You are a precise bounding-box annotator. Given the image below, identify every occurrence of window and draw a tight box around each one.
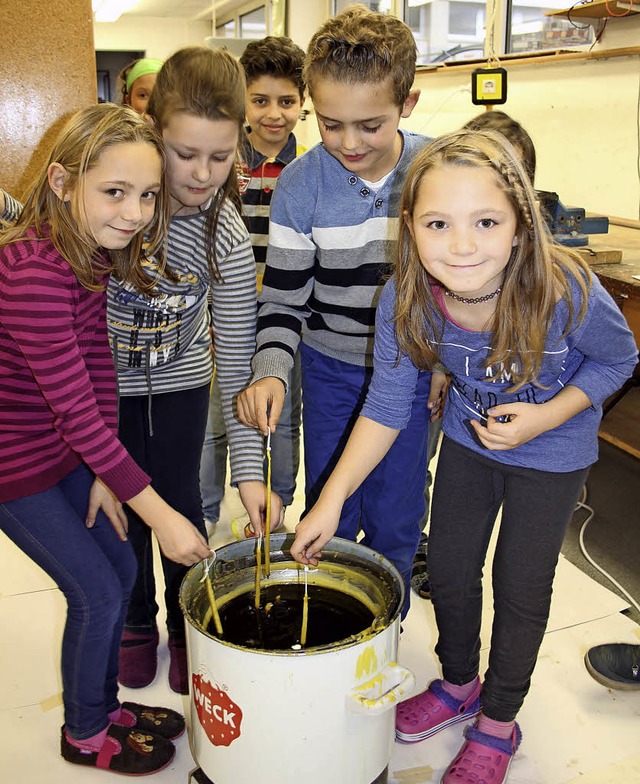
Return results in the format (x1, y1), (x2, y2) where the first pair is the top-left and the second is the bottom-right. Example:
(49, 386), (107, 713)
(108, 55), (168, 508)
(334, 0), (394, 12)
(404, 1), (486, 65)
(507, 1), (593, 53)
(215, 1), (270, 40)
(239, 6), (267, 38)
(216, 20), (236, 37)
(402, 0), (593, 64)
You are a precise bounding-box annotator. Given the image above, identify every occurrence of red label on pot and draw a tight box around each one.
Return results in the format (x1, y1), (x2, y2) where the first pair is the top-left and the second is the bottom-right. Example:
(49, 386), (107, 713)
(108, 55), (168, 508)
(192, 673), (243, 747)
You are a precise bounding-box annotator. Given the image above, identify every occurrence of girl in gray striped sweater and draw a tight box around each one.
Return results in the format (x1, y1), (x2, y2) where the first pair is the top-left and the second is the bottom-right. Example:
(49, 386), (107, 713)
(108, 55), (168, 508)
(108, 46), (282, 694)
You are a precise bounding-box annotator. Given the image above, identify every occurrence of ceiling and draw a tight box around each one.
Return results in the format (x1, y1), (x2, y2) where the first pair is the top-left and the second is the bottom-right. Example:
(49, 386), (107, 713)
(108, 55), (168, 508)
(119, 1), (242, 20)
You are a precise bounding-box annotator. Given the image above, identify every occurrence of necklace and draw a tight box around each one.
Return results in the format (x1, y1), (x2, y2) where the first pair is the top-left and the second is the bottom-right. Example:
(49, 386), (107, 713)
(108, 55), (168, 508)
(444, 286), (502, 305)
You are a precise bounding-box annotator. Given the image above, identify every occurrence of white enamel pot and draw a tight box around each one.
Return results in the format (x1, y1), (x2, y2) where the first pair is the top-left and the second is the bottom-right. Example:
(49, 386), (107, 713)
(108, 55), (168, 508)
(179, 534), (414, 784)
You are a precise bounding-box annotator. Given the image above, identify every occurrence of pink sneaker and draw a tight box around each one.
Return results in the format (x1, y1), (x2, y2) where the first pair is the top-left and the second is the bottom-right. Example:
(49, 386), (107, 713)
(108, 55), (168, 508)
(442, 722), (522, 783)
(396, 679), (482, 743)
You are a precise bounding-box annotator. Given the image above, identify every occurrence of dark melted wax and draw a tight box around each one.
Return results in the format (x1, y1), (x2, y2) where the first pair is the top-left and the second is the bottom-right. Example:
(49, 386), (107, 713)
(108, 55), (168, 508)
(210, 583), (374, 650)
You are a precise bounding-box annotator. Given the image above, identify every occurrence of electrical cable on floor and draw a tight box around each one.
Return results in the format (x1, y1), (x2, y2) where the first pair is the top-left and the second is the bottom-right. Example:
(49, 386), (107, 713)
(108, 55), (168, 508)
(575, 485), (640, 615)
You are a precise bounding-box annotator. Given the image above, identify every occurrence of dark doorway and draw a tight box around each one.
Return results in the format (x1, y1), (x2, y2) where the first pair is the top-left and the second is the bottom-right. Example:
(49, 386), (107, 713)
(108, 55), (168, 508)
(95, 50), (144, 105)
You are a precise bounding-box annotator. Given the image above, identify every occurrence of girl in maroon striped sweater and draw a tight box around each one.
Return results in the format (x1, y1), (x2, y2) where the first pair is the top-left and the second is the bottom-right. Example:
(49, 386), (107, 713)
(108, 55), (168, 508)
(0, 104), (211, 776)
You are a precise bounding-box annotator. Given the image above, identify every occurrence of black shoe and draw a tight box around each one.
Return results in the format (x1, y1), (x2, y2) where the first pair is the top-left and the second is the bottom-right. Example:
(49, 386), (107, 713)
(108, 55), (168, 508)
(411, 534), (431, 600)
(584, 643), (640, 690)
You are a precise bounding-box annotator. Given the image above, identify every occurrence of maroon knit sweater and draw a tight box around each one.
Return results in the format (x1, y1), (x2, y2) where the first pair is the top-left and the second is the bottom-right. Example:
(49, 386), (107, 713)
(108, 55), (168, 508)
(0, 233), (150, 503)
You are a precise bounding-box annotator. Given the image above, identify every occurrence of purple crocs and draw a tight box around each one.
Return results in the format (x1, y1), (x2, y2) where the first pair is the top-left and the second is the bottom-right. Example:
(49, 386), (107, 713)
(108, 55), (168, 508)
(396, 678), (482, 744)
(442, 722), (522, 784)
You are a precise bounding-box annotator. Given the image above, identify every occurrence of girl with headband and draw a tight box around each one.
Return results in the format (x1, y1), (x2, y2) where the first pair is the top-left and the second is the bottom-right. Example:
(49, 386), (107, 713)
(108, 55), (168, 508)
(120, 57), (164, 115)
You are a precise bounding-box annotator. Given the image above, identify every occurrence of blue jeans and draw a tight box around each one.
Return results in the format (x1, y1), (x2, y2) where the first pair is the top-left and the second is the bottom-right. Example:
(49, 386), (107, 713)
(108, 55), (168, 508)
(0, 464), (137, 739)
(300, 343), (431, 617)
(429, 437), (589, 721)
(200, 352), (302, 517)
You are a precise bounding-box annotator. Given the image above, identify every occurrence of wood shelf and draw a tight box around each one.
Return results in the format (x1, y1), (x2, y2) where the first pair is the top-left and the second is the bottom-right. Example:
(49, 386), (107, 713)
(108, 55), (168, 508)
(547, 0), (640, 20)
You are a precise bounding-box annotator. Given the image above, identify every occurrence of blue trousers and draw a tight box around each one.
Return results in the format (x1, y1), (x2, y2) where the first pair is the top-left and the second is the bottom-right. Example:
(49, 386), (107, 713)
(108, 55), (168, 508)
(0, 464), (137, 739)
(200, 351), (302, 517)
(429, 437), (589, 721)
(300, 343), (431, 616)
(119, 384), (209, 637)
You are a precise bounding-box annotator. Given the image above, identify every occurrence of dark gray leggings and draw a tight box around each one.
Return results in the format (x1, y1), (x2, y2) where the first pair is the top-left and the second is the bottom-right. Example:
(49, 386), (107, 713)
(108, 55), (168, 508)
(428, 436), (589, 722)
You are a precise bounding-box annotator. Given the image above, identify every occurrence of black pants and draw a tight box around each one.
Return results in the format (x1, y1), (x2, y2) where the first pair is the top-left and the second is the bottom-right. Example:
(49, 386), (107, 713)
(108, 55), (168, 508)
(429, 436), (589, 722)
(119, 384), (209, 637)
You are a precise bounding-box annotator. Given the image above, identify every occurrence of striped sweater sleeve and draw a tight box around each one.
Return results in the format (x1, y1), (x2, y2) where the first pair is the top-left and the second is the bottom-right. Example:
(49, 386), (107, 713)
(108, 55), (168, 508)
(251, 160), (317, 385)
(211, 202), (265, 484)
(1, 189), (22, 224)
(0, 243), (150, 502)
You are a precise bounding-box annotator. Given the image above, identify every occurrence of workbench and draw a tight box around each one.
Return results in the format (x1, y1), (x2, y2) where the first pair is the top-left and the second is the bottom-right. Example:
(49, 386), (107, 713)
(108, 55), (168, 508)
(585, 220), (640, 458)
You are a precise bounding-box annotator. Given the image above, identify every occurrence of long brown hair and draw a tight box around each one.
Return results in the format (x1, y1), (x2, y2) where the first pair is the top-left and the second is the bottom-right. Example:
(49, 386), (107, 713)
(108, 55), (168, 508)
(0, 103), (169, 292)
(395, 129), (591, 391)
(148, 46), (247, 282)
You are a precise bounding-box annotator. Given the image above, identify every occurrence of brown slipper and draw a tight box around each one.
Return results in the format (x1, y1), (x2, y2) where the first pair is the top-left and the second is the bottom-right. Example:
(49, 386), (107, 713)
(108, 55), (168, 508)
(61, 723), (175, 776)
(117, 702), (186, 740)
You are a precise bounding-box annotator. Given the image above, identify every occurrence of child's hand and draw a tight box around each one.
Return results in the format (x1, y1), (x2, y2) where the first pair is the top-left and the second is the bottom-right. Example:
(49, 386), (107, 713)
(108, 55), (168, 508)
(428, 371), (449, 422)
(237, 377), (286, 436)
(290, 502), (341, 566)
(237, 480), (283, 537)
(471, 386), (592, 451)
(153, 513), (212, 566)
(86, 478), (128, 541)
(470, 402), (548, 450)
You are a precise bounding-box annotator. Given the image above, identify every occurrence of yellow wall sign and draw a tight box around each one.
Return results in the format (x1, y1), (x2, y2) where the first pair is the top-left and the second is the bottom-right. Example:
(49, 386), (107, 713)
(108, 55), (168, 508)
(472, 68), (508, 105)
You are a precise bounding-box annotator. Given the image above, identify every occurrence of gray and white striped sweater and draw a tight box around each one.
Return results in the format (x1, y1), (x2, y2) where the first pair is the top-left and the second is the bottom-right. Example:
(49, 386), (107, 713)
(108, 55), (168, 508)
(251, 130), (430, 384)
(107, 198), (264, 484)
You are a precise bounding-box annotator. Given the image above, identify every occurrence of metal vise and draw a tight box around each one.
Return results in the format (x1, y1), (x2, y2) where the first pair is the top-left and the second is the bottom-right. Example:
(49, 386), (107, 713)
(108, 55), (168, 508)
(536, 190), (609, 247)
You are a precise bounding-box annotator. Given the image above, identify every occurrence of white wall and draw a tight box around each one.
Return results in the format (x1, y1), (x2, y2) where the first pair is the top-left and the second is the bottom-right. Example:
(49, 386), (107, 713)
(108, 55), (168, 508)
(94, 17), (213, 60)
(406, 54), (640, 220)
(287, 0), (329, 48)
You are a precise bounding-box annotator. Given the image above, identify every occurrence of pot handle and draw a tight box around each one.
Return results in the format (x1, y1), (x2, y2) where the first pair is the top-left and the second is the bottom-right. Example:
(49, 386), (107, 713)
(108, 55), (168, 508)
(347, 662), (415, 715)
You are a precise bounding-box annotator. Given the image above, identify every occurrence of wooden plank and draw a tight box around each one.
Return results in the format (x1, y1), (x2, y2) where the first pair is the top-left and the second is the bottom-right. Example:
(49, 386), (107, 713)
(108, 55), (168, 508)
(577, 246), (622, 266)
(415, 47), (640, 75)
(598, 430), (640, 460)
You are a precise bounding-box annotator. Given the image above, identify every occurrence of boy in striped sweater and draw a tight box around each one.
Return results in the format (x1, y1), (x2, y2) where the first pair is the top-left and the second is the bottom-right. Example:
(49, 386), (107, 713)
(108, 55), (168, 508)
(237, 6), (440, 613)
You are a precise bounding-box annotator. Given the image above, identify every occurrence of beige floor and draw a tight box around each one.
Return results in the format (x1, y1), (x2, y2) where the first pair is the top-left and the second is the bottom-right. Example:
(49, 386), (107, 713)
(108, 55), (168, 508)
(1, 478), (639, 784)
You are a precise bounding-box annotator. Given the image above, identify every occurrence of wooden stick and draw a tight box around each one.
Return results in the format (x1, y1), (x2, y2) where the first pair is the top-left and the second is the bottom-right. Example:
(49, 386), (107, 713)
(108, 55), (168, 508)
(300, 565), (309, 646)
(254, 536), (262, 609)
(202, 558), (223, 636)
(205, 572), (223, 636)
(264, 429), (272, 578)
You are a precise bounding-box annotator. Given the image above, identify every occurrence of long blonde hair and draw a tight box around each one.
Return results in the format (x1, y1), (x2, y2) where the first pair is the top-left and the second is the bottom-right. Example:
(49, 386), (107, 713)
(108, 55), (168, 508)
(148, 46), (247, 282)
(0, 104), (169, 292)
(395, 129), (591, 391)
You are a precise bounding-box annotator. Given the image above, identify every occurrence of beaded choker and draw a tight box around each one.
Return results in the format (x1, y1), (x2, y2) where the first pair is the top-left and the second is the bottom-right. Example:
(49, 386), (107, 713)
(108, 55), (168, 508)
(444, 286), (502, 305)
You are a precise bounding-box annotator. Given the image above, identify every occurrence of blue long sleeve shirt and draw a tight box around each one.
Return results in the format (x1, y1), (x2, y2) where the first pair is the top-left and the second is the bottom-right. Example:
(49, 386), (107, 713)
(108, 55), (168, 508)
(363, 275), (638, 472)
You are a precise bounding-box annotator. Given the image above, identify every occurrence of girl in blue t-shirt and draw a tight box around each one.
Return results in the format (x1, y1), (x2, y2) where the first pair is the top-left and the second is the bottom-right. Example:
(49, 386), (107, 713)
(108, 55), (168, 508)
(290, 129), (637, 784)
